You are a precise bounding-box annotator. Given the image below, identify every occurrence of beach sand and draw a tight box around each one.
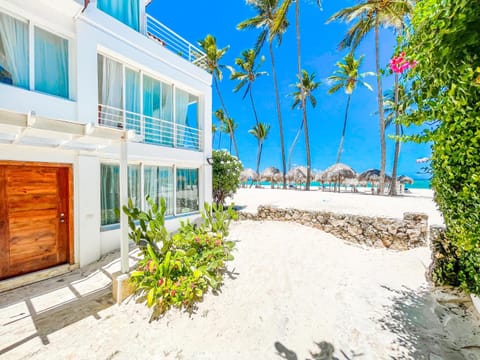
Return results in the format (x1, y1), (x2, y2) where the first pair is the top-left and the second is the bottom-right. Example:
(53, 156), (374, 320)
(2, 187), (478, 359)
(231, 187), (444, 225)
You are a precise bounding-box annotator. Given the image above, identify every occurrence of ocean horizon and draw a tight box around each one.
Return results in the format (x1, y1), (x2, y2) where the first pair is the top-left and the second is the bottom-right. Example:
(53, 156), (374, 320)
(244, 179), (431, 190)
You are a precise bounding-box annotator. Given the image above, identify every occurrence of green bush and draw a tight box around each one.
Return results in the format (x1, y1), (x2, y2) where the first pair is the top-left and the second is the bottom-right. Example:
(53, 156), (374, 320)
(212, 149), (243, 205)
(404, 1), (480, 293)
(123, 198), (237, 317)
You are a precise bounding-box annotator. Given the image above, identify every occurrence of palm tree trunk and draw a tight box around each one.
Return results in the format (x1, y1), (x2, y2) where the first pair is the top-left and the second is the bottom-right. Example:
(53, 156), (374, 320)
(218, 131), (222, 149)
(269, 41), (287, 189)
(214, 77), (239, 159)
(288, 120), (304, 170)
(249, 89), (260, 125)
(295, 0), (311, 191)
(256, 140), (263, 187)
(389, 73), (400, 196)
(375, 15), (387, 195)
(336, 94), (351, 163)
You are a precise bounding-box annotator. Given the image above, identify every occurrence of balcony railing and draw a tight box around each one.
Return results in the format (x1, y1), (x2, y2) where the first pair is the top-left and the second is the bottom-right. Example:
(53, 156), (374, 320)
(145, 14), (208, 70)
(98, 104), (202, 151)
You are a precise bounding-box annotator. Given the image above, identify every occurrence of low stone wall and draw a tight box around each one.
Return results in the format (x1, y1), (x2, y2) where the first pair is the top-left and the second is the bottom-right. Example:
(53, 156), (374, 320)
(239, 206), (428, 250)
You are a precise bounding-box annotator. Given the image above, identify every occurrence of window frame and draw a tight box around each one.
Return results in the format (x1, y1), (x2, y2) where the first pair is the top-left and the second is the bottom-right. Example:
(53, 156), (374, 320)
(0, 9), (72, 99)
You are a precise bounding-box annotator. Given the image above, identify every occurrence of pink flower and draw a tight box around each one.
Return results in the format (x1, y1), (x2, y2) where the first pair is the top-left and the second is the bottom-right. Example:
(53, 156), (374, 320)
(389, 52), (416, 74)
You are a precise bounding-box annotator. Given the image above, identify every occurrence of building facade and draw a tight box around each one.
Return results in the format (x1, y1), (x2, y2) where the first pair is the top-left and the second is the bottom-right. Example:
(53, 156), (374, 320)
(0, 0), (212, 281)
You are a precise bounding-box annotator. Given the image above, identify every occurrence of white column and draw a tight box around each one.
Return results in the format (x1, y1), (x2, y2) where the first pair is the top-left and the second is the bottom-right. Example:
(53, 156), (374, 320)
(119, 137), (129, 273)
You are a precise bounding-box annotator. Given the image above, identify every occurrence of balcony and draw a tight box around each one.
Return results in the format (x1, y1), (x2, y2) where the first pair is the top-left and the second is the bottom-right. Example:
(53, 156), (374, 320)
(98, 104), (202, 151)
(145, 15), (207, 70)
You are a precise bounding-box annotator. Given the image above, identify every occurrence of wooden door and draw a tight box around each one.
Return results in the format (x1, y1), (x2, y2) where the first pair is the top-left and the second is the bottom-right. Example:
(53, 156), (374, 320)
(0, 163), (73, 280)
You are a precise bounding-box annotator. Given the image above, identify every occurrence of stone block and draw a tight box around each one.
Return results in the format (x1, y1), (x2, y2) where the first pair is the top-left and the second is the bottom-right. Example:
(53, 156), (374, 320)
(112, 272), (135, 304)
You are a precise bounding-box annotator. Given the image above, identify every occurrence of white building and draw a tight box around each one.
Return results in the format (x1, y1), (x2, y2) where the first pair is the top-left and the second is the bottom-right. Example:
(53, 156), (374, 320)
(0, 0), (212, 282)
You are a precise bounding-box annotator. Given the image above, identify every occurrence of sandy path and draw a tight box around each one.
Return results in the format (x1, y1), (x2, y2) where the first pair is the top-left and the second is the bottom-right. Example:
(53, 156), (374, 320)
(7, 221), (470, 359)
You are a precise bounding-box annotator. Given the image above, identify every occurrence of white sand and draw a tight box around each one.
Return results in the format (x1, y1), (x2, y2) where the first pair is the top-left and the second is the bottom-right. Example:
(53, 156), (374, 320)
(232, 187), (444, 225)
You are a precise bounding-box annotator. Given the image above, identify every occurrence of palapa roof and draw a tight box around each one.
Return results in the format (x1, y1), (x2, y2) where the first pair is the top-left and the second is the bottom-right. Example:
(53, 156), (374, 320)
(322, 163), (356, 181)
(260, 166), (281, 181)
(286, 166), (308, 183)
(239, 168), (258, 181)
(358, 169), (391, 182)
(398, 175), (414, 184)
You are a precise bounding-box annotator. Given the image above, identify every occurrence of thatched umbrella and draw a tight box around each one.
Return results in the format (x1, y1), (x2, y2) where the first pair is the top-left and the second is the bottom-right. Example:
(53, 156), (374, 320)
(358, 169), (391, 182)
(322, 163), (356, 192)
(239, 168), (258, 182)
(358, 169), (392, 194)
(286, 166), (308, 184)
(398, 175), (414, 184)
(260, 166), (281, 181)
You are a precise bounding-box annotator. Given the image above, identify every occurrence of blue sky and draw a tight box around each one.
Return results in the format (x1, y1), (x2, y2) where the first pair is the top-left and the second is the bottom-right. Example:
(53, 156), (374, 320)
(148, 0), (432, 179)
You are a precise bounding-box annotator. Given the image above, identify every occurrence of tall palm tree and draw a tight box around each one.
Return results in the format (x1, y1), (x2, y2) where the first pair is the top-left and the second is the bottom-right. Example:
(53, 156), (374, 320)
(212, 123), (217, 149)
(198, 35), (239, 158)
(384, 82), (412, 196)
(274, 0), (321, 190)
(289, 69), (320, 190)
(230, 49), (268, 125)
(327, 53), (374, 163)
(214, 109), (239, 155)
(327, 0), (413, 194)
(238, 0), (289, 188)
(249, 122), (271, 185)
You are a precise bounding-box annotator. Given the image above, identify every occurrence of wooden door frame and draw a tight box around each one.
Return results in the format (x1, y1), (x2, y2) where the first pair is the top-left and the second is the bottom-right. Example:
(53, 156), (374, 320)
(0, 160), (75, 266)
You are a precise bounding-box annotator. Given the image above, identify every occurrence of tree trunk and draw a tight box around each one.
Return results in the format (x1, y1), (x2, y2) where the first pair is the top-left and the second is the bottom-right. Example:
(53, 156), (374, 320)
(375, 15), (386, 195)
(214, 76), (239, 159)
(269, 41), (287, 189)
(249, 89), (260, 125)
(288, 120), (304, 170)
(256, 140), (263, 187)
(336, 94), (351, 164)
(389, 73), (400, 196)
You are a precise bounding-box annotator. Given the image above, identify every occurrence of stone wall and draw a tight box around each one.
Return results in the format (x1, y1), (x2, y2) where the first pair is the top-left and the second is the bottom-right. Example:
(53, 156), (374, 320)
(428, 225), (448, 279)
(239, 206), (428, 250)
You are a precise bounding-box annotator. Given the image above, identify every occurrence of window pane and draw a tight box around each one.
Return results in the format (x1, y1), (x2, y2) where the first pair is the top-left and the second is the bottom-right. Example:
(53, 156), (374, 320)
(175, 89), (199, 149)
(101, 164), (120, 226)
(98, 0), (140, 31)
(176, 168), (199, 214)
(98, 55), (123, 128)
(125, 68), (141, 134)
(144, 166), (174, 215)
(128, 165), (141, 210)
(34, 27), (69, 98)
(0, 12), (29, 88)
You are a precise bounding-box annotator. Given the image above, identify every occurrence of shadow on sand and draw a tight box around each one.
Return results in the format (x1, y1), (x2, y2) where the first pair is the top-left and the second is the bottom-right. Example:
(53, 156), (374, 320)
(379, 285), (480, 360)
(274, 340), (364, 360)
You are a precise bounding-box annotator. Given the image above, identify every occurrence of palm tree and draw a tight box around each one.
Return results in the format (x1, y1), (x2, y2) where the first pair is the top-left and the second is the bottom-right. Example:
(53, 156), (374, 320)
(249, 122), (271, 185)
(214, 109), (239, 155)
(238, 0), (289, 188)
(212, 123), (217, 149)
(384, 82), (412, 196)
(327, 0), (413, 194)
(327, 53), (374, 163)
(274, 0), (321, 190)
(198, 35), (239, 158)
(289, 69), (320, 190)
(230, 49), (268, 125)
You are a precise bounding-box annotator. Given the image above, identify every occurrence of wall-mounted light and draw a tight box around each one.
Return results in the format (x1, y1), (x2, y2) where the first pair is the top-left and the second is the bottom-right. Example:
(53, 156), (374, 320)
(206, 157), (214, 165)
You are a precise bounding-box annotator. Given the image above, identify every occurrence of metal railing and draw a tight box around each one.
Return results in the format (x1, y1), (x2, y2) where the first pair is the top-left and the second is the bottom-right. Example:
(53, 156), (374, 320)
(145, 14), (208, 70)
(98, 104), (202, 151)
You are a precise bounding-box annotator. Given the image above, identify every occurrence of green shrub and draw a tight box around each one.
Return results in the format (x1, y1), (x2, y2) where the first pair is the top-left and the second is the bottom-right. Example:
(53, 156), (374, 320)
(123, 198), (236, 317)
(212, 149), (243, 205)
(404, 0), (480, 294)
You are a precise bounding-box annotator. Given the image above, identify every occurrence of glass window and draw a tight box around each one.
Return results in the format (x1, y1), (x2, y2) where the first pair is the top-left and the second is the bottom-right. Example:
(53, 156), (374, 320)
(175, 88), (199, 148)
(0, 12), (29, 88)
(34, 27), (69, 98)
(98, 0), (140, 31)
(144, 166), (174, 215)
(125, 68), (141, 134)
(176, 168), (199, 214)
(98, 55), (123, 128)
(101, 164), (119, 226)
(101, 164), (141, 226)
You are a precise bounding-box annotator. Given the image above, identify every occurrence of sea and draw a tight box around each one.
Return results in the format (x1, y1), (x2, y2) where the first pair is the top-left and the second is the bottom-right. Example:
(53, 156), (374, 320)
(249, 179), (431, 189)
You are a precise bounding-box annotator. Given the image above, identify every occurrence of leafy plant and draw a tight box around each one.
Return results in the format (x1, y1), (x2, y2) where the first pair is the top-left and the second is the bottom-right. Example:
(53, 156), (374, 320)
(403, 0), (480, 293)
(123, 198), (237, 318)
(212, 149), (243, 205)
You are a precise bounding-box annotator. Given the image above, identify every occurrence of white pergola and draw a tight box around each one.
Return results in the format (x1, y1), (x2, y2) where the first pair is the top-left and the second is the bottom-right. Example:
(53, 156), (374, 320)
(0, 109), (134, 274)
